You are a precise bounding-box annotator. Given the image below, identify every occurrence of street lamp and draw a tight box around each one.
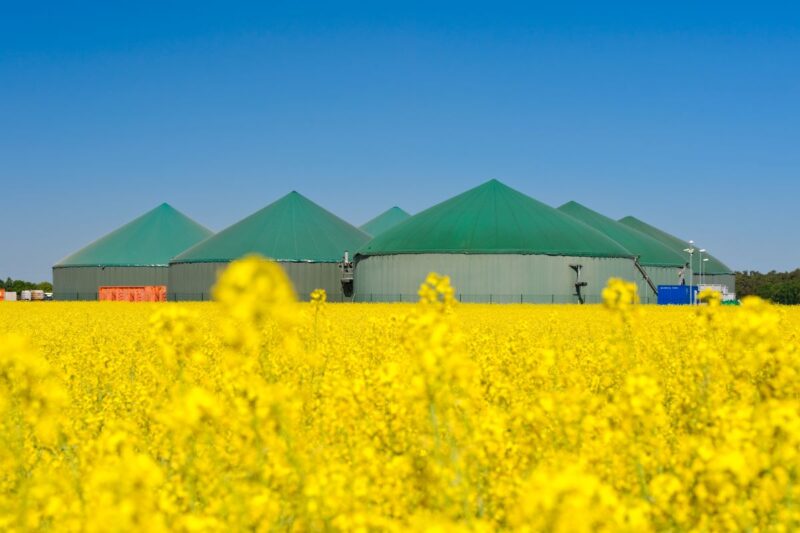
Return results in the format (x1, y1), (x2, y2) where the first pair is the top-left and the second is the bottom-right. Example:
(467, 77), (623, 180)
(702, 258), (709, 286)
(698, 249), (706, 286)
(683, 241), (695, 304)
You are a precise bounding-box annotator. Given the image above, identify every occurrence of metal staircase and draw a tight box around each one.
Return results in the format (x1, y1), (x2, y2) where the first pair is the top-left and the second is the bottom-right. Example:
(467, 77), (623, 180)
(634, 259), (658, 298)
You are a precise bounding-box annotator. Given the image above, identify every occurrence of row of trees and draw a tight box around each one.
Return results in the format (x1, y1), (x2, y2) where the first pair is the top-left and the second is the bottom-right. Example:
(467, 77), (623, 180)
(736, 269), (800, 305)
(2, 277), (53, 293)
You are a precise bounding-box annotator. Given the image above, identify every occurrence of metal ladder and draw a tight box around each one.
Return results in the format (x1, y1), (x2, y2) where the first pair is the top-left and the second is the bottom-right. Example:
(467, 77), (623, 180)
(634, 259), (658, 298)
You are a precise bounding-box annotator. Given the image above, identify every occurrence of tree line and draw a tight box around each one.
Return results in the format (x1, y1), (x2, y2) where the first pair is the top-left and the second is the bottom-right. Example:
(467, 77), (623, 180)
(736, 269), (800, 305)
(2, 277), (54, 293)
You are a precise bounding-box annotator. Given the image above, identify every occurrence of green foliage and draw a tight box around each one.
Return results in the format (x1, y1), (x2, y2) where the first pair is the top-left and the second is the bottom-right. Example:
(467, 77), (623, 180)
(2, 277), (53, 293)
(736, 269), (800, 305)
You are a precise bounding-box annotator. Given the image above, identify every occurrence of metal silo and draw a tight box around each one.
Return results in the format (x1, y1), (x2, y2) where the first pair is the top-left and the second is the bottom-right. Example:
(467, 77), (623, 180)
(359, 207), (411, 237)
(618, 216), (735, 293)
(354, 180), (637, 303)
(168, 191), (370, 301)
(53, 203), (213, 300)
(558, 201), (687, 303)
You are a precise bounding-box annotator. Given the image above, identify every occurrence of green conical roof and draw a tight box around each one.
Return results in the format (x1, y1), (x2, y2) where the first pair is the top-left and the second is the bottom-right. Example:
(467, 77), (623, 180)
(54, 203), (213, 267)
(618, 216), (733, 274)
(357, 180), (634, 258)
(172, 191), (370, 264)
(558, 201), (686, 267)
(359, 207), (411, 236)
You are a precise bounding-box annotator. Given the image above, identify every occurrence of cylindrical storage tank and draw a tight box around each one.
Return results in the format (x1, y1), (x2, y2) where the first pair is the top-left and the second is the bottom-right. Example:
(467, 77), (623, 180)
(355, 180), (637, 303)
(558, 201), (688, 304)
(618, 216), (735, 294)
(168, 191), (370, 301)
(53, 204), (213, 300)
(359, 206), (411, 237)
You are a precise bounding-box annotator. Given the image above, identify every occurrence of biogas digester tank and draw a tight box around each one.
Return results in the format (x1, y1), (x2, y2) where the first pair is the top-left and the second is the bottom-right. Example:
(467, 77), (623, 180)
(354, 180), (637, 303)
(168, 192), (370, 301)
(53, 203), (212, 301)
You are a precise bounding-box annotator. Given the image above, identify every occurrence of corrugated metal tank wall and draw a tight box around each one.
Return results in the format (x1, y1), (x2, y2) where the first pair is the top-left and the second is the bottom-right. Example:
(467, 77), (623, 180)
(353, 254), (637, 303)
(167, 262), (226, 301)
(168, 262), (348, 302)
(53, 266), (168, 300)
(641, 266), (683, 304)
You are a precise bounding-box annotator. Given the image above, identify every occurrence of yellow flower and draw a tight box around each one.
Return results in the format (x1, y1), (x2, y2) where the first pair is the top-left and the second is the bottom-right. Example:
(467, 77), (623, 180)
(602, 277), (639, 311)
(698, 287), (722, 306)
(213, 254), (297, 324)
(310, 288), (327, 304)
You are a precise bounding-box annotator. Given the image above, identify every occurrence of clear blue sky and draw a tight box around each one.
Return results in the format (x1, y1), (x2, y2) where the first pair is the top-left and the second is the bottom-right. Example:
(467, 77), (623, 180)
(1, 1), (798, 281)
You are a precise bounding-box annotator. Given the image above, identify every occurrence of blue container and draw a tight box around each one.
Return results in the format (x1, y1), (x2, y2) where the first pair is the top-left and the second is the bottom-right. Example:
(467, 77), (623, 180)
(657, 285), (699, 305)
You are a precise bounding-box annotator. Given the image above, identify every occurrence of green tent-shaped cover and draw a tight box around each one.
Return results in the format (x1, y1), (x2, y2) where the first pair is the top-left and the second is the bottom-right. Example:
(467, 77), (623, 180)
(618, 216), (733, 275)
(172, 191), (370, 264)
(558, 201), (686, 267)
(357, 179), (634, 258)
(54, 203), (213, 267)
(359, 206), (411, 236)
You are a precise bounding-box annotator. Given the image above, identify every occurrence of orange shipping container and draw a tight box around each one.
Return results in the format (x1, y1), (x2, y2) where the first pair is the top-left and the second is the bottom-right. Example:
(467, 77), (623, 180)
(0, 289), (5, 301)
(98, 286), (167, 302)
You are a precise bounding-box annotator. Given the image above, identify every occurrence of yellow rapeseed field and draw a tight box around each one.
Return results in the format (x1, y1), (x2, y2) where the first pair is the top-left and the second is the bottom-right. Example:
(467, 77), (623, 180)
(1, 256), (799, 532)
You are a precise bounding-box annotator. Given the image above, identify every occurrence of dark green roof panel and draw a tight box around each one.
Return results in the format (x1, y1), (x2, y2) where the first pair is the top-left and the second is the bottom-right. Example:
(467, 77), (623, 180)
(55, 203), (213, 267)
(618, 216), (733, 274)
(357, 180), (634, 258)
(360, 207), (411, 236)
(172, 191), (370, 264)
(558, 201), (686, 267)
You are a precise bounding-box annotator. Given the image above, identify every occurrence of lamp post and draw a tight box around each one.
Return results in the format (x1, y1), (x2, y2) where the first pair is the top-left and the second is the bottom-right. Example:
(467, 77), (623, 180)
(698, 249), (706, 286)
(683, 241), (695, 304)
(702, 258), (709, 286)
